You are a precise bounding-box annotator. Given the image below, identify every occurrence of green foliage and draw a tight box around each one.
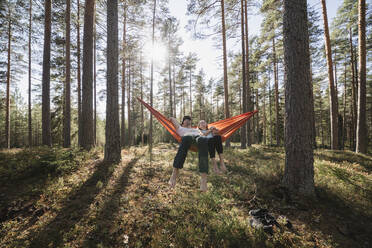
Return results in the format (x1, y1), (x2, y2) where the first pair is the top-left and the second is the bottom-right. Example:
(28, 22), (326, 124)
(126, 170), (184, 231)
(2, 144), (371, 247)
(0, 147), (95, 182)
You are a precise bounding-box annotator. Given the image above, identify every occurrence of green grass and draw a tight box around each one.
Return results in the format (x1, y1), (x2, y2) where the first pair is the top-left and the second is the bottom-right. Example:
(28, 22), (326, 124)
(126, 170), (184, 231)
(0, 144), (371, 248)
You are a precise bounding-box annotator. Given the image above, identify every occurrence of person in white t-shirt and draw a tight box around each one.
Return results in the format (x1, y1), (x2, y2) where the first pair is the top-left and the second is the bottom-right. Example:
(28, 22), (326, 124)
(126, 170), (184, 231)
(168, 116), (210, 192)
(198, 120), (227, 174)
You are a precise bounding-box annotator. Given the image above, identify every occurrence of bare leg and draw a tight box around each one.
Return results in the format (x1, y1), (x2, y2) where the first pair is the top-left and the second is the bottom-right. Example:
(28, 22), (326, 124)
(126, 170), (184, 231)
(211, 158), (220, 174)
(169, 168), (179, 188)
(218, 153), (227, 173)
(200, 173), (208, 192)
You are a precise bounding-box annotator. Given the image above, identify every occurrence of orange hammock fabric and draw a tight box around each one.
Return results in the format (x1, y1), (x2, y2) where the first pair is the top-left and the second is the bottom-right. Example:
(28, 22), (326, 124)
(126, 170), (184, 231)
(138, 98), (258, 147)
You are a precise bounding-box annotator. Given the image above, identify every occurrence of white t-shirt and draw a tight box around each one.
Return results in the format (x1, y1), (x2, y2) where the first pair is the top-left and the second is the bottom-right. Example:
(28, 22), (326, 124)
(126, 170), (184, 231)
(177, 126), (201, 137)
(200, 129), (213, 138)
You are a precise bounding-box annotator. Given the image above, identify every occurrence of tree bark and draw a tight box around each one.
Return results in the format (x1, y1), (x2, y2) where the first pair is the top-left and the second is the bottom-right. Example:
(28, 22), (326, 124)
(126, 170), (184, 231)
(140, 53), (144, 146)
(77, 0), (82, 147)
(93, 3), (97, 146)
(81, 0), (95, 150)
(149, 0), (156, 158)
(221, 0), (230, 147)
(121, 4), (127, 147)
(6, 4), (11, 149)
(63, 0), (71, 148)
(244, 0), (251, 146)
(189, 69), (192, 116)
(240, 0), (247, 149)
(42, 0), (52, 146)
(349, 29), (357, 149)
(127, 59), (131, 146)
(28, 0), (32, 147)
(283, 0), (314, 196)
(321, 0), (338, 150)
(104, 0), (121, 163)
(356, 0), (367, 153)
(273, 38), (280, 146)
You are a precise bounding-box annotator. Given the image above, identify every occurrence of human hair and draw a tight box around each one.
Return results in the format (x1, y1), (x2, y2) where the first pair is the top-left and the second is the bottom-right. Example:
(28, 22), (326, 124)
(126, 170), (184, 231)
(181, 116), (192, 125)
(198, 120), (208, 130)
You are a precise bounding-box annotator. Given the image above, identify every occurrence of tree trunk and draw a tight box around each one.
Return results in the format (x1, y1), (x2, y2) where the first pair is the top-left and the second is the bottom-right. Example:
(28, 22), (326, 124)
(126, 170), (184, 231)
(269, 77), (272, 145)
(244, 0), (251, 146)
(121, 4), (126, 147)
(81, 0), (95, 150)
(77, 0), (82, 147)
(343, 62), (347, 149)
(263, 84), (267, 145)
(273, 38), (280, 146)
(28, 0), (32, 147)
(356, 0), (367, 153)
(149, 0), (156, 158)
(104, 0), (121, 163)
(42, 0), (52, 147)
(221, 0), (230, 147)
(63, 0), (71, 148)
(240, 0), (247, 149)
(168, 39), (173, 117)
(6, 4), (11, 149)
(93, 4), (97, 146)
(127, 59), (131, 146)
(283, 0), (314, 197)
(189, 69), (192, 116)
(349, 29), (357, 149)
(321, 0), (338, 150)
(140, 53), (144, 146)
(309, 57), (316, 148)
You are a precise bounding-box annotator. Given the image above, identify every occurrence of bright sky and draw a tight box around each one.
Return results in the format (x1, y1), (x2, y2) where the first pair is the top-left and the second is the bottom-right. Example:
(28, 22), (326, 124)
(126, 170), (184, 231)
(168, 0), (342, 83)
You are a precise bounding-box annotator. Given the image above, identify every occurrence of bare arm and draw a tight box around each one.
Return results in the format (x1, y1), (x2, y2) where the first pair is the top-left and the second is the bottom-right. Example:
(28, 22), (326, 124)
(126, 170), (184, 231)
(169, 117), (180, 129)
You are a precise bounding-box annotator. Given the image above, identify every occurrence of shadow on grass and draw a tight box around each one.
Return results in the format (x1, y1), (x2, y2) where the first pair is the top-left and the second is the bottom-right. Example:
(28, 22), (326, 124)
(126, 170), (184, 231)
(0, 148), (89, 224)
(315, 151), (372, 174)
(82, 156), (140, 247)
(28, 160), (117, 248)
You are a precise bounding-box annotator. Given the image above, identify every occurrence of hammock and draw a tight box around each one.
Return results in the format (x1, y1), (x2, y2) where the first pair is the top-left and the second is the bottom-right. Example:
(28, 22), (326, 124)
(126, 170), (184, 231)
(138, 98), (258, 151)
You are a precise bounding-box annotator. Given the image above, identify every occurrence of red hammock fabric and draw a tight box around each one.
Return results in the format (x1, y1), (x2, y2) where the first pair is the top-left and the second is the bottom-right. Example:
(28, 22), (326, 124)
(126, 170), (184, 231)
(138, 98), (258, 146)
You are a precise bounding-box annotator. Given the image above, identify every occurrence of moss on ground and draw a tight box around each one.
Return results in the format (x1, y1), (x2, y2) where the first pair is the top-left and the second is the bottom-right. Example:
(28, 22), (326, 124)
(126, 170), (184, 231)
(0, 144), (371, 248)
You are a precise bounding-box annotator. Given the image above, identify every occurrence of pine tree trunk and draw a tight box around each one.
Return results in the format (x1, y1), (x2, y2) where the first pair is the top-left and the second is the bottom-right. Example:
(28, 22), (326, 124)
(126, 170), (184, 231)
(342, 63), (347, 149)
(81, 0), (95, 150)
(149, 0), (156, 158)
(189, 69), (192, 116)
(168, 39), (173, 116)
(244, 0), (251, 147)
(93, 4), (97, 146)
(77, 0), (82, 147)
(127, 59), (131, 146)
(221, 0), (230, 147)
(28, 0), (32, 147)
(321, 0), (338, 150)
(283, 0), (314, 197)
(356, 0), (367, 153)
(63, 0), (71, 148)
(273, 38), (280, 146)
(104, 0), (121, 163)
(42, 0), (52, 147)
(6, 4), (11, 149)
(240, 0), (247, 149)
(140, 53), (144, 146)
(263, 85), (267, 145)
(255, 89), (259, 143)
(121, 4), (126, 148)
(309, 58), (316, 148)
(349, 29), (357, 149)
(269, 77), (272, 145)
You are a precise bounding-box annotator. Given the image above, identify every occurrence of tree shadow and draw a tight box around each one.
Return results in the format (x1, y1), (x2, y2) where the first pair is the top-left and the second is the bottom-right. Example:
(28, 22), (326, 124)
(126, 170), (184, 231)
(82, 156), (140, 247)
(315, 152), (372, 174)
(27, 159), (118, 248)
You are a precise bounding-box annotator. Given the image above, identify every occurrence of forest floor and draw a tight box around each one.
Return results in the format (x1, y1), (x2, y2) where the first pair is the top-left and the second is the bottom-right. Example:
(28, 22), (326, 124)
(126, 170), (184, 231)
(0, 143), (371, 248)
